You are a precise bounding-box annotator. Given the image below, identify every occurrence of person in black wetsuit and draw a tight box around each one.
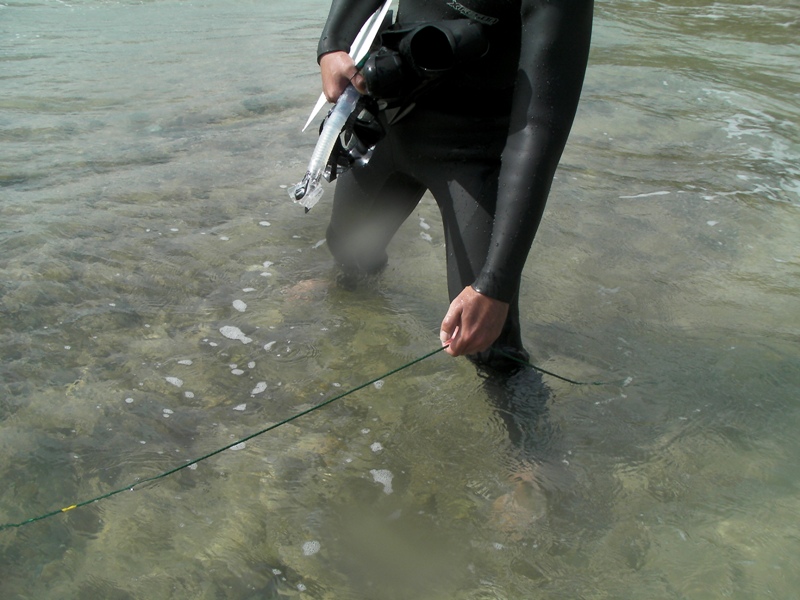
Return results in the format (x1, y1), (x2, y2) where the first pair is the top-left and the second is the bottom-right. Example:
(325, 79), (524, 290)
(316, 0), (593, 373)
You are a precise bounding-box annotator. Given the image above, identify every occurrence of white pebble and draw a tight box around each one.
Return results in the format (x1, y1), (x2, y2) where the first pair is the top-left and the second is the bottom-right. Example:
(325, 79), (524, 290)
(263, 341), (276, 351)
(165, 377), (183, 387)
(260, 221), (271, 227)
(232, 299), (247, 312)
(302, 540), (321, 556)
(231, 369), (245, 376)
(373, 380), (384, 390)
(184, 391), (195, 398)
(251, 382), (267, 395)
(125, 397), (134, 404)
(370, 469), (393, 494)
(371, 442), (383, 453)
(230, 442), (246, 451)
(233, 403), (247, 411)
(177, 359), (193, 366)
(219, 326), (252, 344)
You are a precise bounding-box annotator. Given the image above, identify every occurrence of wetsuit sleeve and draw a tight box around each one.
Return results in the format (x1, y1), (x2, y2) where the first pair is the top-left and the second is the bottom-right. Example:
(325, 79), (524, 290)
(471, 0), (593, 302)
(317, 0), (386, 62)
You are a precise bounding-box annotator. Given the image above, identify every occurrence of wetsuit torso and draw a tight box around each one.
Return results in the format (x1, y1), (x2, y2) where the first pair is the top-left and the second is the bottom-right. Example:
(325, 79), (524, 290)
(320, 0), (522, 99)
(317, 0), (593, 367)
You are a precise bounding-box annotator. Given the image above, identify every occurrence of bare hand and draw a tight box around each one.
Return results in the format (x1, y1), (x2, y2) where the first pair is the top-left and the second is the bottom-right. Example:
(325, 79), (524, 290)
(439, 286), (509, 357)
(319, 51), (367, 103)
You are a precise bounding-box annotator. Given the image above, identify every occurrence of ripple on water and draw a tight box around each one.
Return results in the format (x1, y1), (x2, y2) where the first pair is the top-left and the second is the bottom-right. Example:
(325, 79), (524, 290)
(1, 1), (798, 598)
(270, 341), (320, 364)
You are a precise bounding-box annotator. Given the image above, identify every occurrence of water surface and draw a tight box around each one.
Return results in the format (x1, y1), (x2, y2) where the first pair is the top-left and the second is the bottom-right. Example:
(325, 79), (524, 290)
(1, 0), (799, 598)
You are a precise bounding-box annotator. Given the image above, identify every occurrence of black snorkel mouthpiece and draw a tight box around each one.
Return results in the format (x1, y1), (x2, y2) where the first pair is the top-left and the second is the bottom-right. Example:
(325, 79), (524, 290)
(293, 174), (310, 201)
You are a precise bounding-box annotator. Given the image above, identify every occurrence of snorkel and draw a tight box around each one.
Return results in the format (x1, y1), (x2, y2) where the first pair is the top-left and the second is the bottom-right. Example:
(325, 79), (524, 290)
(289, 2), (489, 212)
(288, 84), (361, 211)
(289, 0), (392, 212)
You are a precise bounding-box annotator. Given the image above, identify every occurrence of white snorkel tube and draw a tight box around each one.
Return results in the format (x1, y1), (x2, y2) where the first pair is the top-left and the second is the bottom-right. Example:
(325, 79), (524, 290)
(287, 84), (361, 210)
(288, 0), (392, 211)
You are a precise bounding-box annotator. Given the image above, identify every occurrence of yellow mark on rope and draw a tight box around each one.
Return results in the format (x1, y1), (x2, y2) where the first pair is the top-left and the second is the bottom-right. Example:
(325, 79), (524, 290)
(61, 505), (77, 512)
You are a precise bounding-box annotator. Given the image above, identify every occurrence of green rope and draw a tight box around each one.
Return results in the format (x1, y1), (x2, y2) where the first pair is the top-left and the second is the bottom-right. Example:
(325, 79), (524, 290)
(0, 346), (447, 532)
(0, 344), (614, 532)
(497, 349), (615, 386)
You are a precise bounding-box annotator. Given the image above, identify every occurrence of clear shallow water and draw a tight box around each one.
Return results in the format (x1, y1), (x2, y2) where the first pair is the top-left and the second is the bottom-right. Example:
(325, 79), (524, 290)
(1, 0), (798, 598)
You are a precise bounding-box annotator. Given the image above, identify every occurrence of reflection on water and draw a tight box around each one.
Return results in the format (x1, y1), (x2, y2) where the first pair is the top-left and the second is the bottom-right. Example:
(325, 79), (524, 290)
(1, 0), (799, 598)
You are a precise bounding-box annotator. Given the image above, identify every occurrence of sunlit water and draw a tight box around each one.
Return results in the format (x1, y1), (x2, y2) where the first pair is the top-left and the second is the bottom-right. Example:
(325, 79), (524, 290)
(1, 0), (798, 598)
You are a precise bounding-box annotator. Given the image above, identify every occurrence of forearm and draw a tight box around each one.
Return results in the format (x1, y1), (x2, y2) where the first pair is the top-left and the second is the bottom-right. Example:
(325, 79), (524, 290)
(317, 0), (386, 61)
(473, 0), (593, 302)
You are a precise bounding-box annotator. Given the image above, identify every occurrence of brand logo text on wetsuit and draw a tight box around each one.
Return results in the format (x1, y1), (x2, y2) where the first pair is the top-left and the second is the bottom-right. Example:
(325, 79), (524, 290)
(446, 1), (499, 25)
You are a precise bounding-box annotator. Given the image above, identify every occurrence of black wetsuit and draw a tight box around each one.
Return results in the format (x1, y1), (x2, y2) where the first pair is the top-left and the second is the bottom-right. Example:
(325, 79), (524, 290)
(318, 0), (593, 369)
